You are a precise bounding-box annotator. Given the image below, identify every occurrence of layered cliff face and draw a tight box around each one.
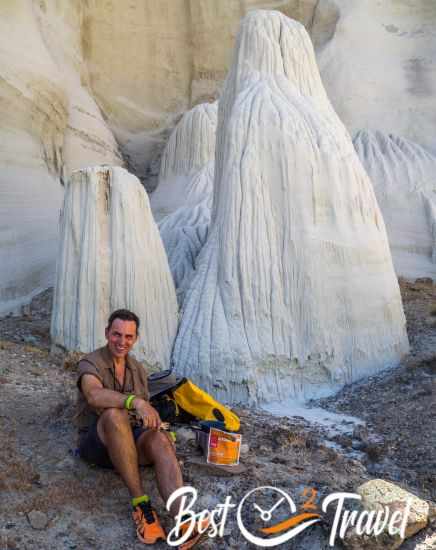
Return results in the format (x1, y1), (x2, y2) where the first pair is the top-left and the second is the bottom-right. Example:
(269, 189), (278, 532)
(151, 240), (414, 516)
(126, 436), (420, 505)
(354, 131), (436, 280)
(0, 1), (67, 315)
(172, 10), (409, 404)
(51, 166), (178, 367)
(317, 0), (436, 152)
(0, 0), (121, 315)
(83, 0), (320, 185)
(84, 0), (436, 180)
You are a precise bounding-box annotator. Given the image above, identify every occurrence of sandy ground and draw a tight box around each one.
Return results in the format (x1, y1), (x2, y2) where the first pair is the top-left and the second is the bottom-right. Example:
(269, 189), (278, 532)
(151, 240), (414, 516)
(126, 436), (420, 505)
(0, 281), (435, 549)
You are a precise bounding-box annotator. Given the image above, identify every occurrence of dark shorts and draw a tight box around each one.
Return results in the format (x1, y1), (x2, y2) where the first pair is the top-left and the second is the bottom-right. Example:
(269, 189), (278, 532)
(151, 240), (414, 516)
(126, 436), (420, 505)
(78, 420), (148, 469)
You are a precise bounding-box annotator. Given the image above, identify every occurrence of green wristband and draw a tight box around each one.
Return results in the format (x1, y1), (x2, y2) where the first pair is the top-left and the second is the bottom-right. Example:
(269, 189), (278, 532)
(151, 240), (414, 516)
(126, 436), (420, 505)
(124, 394), (136, 410)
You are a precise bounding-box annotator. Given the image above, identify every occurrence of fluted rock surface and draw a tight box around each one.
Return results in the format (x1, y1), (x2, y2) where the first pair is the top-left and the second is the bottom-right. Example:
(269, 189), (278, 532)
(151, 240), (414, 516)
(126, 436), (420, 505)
(354, 131), (436, 280)
(158, 162), (214, 303)
(151, 102), (217, 220)
(51, 166), (178, 367)
(152, 102), (216, 302)
(173, 11), (409, 404)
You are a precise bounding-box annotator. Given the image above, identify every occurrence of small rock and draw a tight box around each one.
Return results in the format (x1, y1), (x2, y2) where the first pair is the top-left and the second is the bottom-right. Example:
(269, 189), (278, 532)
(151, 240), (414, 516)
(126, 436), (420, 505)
(240, 443), (249, 455)
(363, 442), (385, 461)
(353, 424), (369, 443)
(23, 335), (38, 345)
(27, 510), (48, 530)
(56, 455), (76, 470)
(351, 439), (365, 451)
(176, 427), (197, 446)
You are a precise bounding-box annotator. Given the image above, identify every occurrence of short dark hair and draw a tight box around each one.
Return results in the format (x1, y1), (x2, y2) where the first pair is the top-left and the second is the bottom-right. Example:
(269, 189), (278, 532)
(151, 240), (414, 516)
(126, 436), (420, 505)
(107, 309), (140, 333)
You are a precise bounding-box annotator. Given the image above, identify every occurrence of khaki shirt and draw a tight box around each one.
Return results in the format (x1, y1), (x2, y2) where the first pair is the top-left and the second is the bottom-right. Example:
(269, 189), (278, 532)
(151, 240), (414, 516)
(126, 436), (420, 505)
(76, 346), (150, 431)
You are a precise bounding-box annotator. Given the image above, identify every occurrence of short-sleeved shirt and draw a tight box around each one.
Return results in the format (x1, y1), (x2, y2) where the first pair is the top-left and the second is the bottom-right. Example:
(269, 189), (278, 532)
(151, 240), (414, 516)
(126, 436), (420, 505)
(76, 346), (150, 431)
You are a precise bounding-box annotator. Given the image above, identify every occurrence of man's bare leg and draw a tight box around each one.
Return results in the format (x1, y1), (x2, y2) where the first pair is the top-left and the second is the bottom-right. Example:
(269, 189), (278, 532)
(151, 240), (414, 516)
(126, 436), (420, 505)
(136, 431), (184, 517)
(97, 408), (144, 498)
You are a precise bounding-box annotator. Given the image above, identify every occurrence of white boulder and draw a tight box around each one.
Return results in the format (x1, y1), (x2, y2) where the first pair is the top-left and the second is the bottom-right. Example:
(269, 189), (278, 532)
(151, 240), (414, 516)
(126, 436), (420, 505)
(172, 10), (409, 404)
(51, 166), (178, 367)
(343, 479), (431, 549)
(354, 130), (436, 280)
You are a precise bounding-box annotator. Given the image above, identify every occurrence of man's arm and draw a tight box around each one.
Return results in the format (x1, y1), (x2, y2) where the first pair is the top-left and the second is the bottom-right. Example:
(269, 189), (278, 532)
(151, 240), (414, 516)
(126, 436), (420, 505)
(81, 374), (162, 430)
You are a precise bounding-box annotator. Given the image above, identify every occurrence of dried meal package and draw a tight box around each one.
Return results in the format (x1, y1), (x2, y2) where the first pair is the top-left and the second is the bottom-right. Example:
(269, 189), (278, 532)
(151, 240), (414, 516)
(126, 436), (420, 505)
(207, 427), (241, 466)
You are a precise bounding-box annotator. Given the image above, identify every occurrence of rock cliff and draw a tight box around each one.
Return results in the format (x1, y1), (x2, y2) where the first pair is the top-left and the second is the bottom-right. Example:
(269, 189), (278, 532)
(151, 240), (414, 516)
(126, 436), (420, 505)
(0, 0), (121, 315)
(354, 130), (436, 280)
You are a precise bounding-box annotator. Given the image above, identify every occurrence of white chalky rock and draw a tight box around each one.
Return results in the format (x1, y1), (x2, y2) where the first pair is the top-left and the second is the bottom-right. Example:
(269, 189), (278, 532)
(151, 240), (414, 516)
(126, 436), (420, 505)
(173, 10), (409, 404)
(158, 161), (214, 303)
(159, 102), (217, 182)
(152, 102), (217, 302)
(0, 1), (122, 316)
(151, 102), (217, 221)
(51, 166), (178, 367)
(354, 131), (436, 281)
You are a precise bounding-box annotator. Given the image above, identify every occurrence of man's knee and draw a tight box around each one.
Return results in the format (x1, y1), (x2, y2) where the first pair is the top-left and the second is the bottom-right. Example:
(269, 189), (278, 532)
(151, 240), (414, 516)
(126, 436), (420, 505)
(98, 408), (130, 434)
(141, 431), (175, 459)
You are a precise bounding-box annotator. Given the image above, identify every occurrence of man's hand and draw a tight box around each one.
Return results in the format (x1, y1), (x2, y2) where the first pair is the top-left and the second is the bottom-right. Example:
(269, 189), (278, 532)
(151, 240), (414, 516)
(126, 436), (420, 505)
(133, 399), (162, 430)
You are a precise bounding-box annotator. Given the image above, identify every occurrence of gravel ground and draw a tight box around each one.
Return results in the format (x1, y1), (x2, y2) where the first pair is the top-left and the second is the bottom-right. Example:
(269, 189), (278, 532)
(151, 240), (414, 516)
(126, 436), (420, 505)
(0, 282), (435, 549)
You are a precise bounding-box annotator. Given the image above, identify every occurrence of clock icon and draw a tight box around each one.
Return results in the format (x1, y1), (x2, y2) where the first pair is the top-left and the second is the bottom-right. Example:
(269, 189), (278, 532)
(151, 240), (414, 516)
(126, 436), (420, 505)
(236, 486), (321, 547)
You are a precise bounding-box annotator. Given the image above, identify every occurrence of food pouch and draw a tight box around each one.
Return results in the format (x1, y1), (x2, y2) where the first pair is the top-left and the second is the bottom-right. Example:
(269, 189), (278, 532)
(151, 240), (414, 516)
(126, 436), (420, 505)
(207, 427), (241, 466)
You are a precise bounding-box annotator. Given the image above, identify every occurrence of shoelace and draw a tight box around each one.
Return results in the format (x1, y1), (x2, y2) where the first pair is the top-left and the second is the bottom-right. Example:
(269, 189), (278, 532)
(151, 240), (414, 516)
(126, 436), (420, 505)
(138, 501), (156, 524)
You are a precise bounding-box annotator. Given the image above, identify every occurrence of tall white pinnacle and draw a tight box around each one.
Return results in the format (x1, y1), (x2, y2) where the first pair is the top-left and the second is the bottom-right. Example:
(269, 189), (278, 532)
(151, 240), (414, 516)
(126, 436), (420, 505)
(172, 10), (409, 404)
(51, 166), (178, 368)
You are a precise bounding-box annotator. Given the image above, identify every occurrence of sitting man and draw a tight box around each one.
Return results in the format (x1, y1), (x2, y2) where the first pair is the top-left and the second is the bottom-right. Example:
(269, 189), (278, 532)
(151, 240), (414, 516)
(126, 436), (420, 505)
(76, 309), (203, 548)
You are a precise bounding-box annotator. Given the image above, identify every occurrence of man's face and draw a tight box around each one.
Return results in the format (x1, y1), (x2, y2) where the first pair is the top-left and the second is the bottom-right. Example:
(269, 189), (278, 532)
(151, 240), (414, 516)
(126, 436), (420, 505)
(105, 318), (138, 359)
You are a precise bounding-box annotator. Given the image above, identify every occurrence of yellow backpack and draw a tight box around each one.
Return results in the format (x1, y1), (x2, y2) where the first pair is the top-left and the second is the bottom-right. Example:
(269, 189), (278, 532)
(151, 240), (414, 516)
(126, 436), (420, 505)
(158, 378), (240, 432)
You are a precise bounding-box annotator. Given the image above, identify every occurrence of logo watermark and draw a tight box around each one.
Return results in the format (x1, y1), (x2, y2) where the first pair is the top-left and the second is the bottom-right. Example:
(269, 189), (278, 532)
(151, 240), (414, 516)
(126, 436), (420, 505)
(166, 485), (411, 547)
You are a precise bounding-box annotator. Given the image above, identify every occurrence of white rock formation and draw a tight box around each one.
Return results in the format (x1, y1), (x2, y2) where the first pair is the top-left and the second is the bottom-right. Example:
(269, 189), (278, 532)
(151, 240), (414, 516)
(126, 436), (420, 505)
(152, 102), (217, 302)
(173, 10), (409, 404)
(354, 131), (436, 280)
(3, 1), (436, 316)
(317, 0), (436, 153)
(151, 102), (217, 220)
(158, 162), (214, 303)
(51, 166), (178, 367)
(0, 1), (121, 316)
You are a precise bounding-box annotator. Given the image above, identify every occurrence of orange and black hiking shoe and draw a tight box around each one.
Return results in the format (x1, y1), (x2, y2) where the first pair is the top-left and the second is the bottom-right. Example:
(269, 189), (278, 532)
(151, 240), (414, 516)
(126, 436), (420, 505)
(177, 516), (210, 549)
(132, 500), (166, 544)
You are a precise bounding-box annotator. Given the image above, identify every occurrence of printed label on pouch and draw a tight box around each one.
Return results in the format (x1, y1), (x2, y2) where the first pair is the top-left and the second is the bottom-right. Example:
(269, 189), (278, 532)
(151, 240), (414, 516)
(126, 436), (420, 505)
(207, 428), (241, 466)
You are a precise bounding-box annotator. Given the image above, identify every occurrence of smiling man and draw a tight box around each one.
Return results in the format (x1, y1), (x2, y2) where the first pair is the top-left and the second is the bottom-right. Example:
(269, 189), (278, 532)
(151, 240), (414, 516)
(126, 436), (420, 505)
(76, 309), (204, 548)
